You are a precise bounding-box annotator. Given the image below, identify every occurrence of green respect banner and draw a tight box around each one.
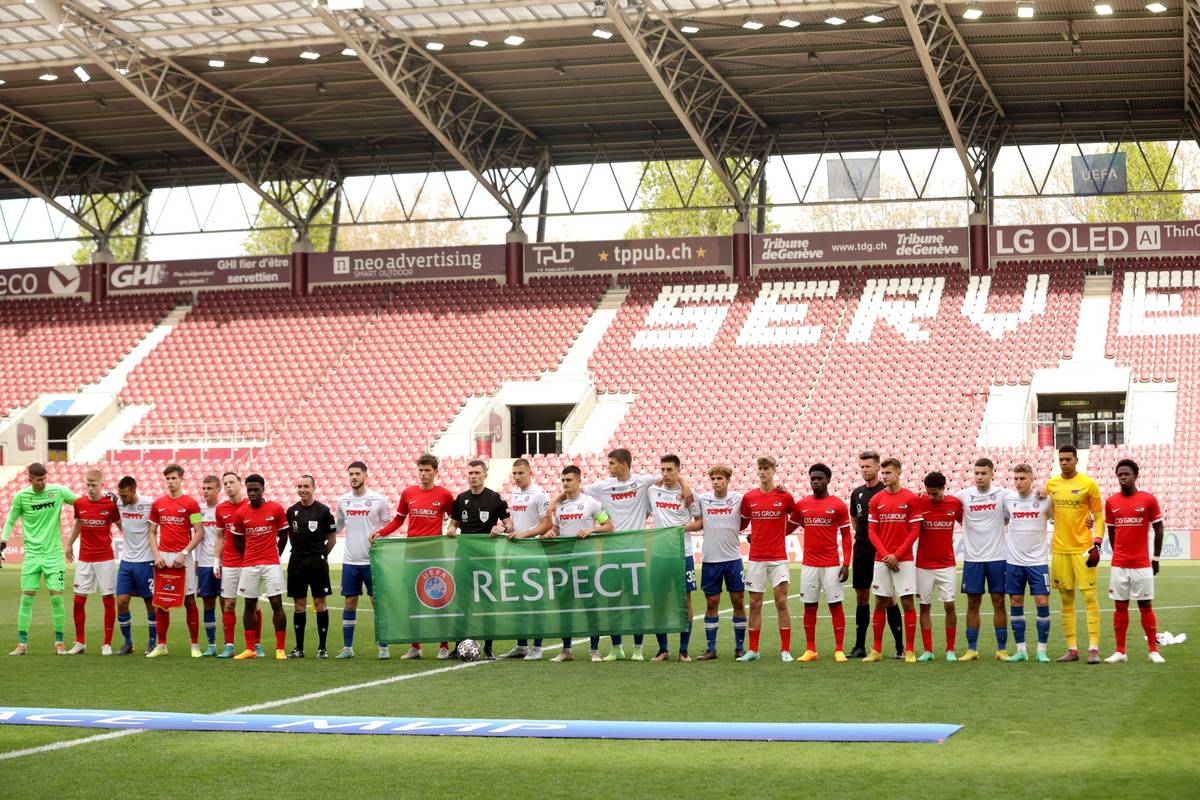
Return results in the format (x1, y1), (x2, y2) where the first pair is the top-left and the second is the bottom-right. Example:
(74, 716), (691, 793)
(371, 527), (688, 643)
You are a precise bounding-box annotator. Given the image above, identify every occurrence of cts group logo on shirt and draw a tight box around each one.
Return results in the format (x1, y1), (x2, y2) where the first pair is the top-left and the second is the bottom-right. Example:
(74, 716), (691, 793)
(415, 567), (456, 609)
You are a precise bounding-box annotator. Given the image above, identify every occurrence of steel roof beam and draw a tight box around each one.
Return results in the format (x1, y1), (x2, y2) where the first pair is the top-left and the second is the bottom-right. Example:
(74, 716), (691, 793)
(1186, 0), (1200, 142)
(899, 0), (1005, 212)
(607, 0), (770, 219)
(314, 4), (548, 225)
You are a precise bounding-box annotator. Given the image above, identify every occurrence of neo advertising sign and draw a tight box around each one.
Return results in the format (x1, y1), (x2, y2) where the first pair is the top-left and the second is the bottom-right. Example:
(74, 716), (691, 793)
(308, 246), (505, 283)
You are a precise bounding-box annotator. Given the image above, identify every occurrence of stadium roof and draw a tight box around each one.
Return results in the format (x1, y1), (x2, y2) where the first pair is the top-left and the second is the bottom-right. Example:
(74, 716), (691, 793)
(0, 0), (1193, 226)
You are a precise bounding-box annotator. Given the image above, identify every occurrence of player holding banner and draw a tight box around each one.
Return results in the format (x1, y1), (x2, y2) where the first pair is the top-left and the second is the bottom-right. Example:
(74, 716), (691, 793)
(4, 463), (78, 656)
(495, 458), (552, 661)
(64, 469), (121, 655)
(146, 464), (204, 658)
(646, 454), (700, 661)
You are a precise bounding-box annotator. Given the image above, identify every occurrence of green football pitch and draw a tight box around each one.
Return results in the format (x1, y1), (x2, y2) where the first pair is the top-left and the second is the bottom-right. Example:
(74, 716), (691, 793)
(0, 563), (1196, 799)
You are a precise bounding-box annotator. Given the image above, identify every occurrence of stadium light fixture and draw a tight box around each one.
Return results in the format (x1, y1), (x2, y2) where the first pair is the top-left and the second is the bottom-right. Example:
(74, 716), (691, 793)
(863, 14), (885, 23)
(325, 0), (366, 10)
(1146, 2), (1167, 10)
(504, 34), (525, 45)
(742, 19), (765, 30)
(299, 48), (321, 60)
(1017, 1), (1035, 18)
(73, 65), (91, 82)
(340, 47), (356, 56)
(779, 18), (801, 28)
(207, 55), (226, 68)
(963, 3), (984, 19)
(825, 16), (847, 25)
(248, 52), (269, 64)
(116, 67), (128, 75)
(38, 69), (58, 81)
(469, 38), (488, 47)
(1093, 1), (1114, 13)
(679, 23), (700, 34)
(425, 39), (445, 51)
(0, 79), (5, 86)
(591, 25), (614, 40)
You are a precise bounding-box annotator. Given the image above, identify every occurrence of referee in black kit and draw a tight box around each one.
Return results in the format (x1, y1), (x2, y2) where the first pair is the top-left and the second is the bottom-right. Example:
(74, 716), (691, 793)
(447, 459), (512, 660)
(284, 474), (337, 659)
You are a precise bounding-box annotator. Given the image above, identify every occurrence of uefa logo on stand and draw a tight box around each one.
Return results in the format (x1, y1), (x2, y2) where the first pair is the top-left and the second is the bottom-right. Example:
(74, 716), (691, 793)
(415, 567), (456, 609)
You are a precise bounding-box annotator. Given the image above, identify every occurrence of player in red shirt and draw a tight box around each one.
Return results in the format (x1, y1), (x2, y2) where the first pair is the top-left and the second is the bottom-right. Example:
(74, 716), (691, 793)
(372, 453), (455, 660)
(865, 458), (923, 663)
(794, 464), (852, 663)
(64, 469), (120, 655)
(146, 464), (204, 658)
(915, 472), (963, 661)
(231, 474), (290, 660)
(214, 472), (257, 658)
(736, 455), (800, 662)
(1103, 459), (1166, 664)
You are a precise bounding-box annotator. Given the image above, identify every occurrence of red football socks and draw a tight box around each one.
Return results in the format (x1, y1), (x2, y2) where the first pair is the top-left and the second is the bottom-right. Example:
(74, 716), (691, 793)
(1113, 601), (1130, 653)
(831, 604), (846, 651)
(748, 628), (761, 653)
(102, 595), (115, 646)
(275, 629), (286, 651)
(921, 625), (933, 653)
(73, 595), (87, 643)
(872, 607), (886, 651)
(223, 610), (236, 645)
(904, 608), (916, 652)
(945, 627), (957, 652)
(186, 602), (199, 645)
(245, 629), (257, 652)
(803, 606), (817, 651)
(779, 626), (791, 653)
(157, 609), (170, 642)
(1140, 605), (1158, 653)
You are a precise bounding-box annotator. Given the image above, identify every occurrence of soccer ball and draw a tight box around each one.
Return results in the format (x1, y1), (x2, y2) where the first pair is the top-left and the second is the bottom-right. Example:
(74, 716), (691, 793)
(456, 639), (481, 662)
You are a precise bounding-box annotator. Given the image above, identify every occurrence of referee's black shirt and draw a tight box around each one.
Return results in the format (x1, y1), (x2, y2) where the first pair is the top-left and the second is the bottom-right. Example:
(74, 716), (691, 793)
(286, 500), (337, 557)
(452, 488), (510, 534)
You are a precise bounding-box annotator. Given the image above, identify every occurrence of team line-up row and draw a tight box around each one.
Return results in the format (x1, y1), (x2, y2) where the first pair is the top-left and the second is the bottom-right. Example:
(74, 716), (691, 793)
(0, 445), (1165, 665)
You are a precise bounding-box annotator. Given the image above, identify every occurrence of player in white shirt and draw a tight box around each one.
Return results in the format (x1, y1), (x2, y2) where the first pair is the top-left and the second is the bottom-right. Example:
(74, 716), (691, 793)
(954, 457), (1011, 661)
(195, 476), (221, 656)
(113, 476), (159, 655)
(519, 465), (612, 662)
(333, 461), (392, 660)
(495, 457), (553, 661)
(688, 464), (747, 660)
(646, 454), (701, 662)
(1002, 463), (1054, 663)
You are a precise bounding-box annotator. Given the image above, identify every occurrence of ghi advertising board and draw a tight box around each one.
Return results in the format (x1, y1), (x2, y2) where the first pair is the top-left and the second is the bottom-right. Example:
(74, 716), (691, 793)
(108, 256), (290, 293)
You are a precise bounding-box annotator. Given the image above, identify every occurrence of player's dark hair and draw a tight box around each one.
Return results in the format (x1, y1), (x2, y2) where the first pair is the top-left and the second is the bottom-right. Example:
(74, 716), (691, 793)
(27, 462), (47, 477)
(417, 453), (439, 470)
(298, 474), (316, 487)
(117, 475), (137, 490)
(859, 450), (880, 463)
(163, 463), (183, 478)
(348, 461), (367, 472)
(245, 473), (265, 486)
(513, 457), (531, 469)
(608, 448), (632, 466)
(1115, 458), (1139, 476)
(881, 458), (902, 470)
(467, 459), (487, 470)
(202, 475), (220, 486)
(974, 458), (994, 470)
(222, 471), (241, 481)
(1058, 445), (1078, 456)
(660, 454), (681, 467)
(809, 463), (832, 479)
(924, 471), (947, 489)
(562, 465), (582, 478)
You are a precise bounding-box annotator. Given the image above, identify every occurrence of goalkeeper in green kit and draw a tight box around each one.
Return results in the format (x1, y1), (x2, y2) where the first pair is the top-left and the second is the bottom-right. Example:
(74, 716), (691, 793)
(2, 463), (79, 655)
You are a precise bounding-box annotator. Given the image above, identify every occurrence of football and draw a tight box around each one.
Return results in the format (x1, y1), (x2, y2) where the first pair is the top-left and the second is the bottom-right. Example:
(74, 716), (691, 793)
(456, 639), (481, 662)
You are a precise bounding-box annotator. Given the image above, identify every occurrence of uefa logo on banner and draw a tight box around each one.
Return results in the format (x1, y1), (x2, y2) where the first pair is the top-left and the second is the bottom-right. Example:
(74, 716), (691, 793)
(415, 567), (456, 609)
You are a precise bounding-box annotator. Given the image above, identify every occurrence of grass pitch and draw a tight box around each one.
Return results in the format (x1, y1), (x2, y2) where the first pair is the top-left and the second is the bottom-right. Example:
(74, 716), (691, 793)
(0, 563), (1196, 799)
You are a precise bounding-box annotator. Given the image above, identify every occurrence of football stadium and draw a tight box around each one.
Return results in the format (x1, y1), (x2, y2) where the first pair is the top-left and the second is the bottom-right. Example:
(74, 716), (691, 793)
(0, 0), (1198, 796)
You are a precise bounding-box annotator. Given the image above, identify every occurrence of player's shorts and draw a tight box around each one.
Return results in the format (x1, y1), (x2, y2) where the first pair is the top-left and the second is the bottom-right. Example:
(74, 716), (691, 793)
(238, 564), (285, 599)
(288, 555), (332, 599)
(799, 565), (844, 604)
(917, 566), (957, 605)
(196, 566), (221, 599)
(1051, 551), (1097, 591)
(74, 559), (117, 596)
(683, 555), (697, 593)
(1108, 566), (1154, 601)
(341, 562), (374, 597)
(220, 566), (242, 600)
(701, 559), (745, 595)
(744, 560), (790, 593)
(962, 560), (1007, 595)
(852, 543), (876, 590)
(158, 552), (197, 595)
(116, 561), (154, 599)
(1005, 563), (1051, 597)
(872, 560), (916, 598)
(21, 557), (66, 593)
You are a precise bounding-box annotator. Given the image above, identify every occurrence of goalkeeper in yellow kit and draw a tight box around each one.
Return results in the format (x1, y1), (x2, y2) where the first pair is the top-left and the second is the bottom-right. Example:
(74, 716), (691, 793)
(1045, 445), (1104, 663)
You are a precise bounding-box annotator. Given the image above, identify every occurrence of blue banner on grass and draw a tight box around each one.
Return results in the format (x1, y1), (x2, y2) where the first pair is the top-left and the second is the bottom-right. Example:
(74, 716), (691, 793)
(0, 707), (960, 743)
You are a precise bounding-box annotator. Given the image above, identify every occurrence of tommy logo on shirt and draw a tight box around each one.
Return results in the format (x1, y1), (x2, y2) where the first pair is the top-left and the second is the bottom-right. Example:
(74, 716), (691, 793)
(560, 513), (584, 521)
(346, 509), (371, 517)
(611, 490), (637, 501)
(708, 507), (734, 516)
(1011, 511), (1041, 519)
